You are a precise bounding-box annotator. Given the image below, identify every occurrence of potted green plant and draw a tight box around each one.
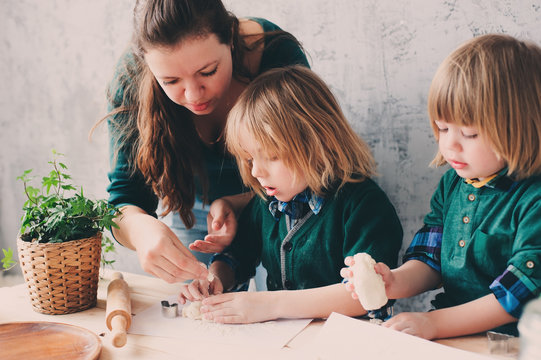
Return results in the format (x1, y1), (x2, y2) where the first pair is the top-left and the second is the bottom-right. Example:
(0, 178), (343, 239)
(16, 150), (120, 314)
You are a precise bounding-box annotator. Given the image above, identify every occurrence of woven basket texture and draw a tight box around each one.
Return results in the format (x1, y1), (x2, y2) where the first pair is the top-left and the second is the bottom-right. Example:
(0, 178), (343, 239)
(17, 233), (102, 315)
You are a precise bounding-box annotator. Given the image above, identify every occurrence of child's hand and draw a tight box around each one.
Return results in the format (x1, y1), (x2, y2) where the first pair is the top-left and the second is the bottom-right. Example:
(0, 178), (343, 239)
(340, 257), (396, 300)
(382, 312), (437, 340)
(340, 256), (358, 299)
(178, 277), (224, 305)
(189, 198), (237, 254)
(199, 292), (275, 324)
(373, 262), (393, 287)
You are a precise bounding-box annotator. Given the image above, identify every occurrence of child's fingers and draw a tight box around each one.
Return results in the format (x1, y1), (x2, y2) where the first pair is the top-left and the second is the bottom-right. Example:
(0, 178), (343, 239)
(374, 262), (391, 282)
(187, 280), (207, 300)
(200, 281), (210, 298)
(201, 292), (233, 306)
(194, 238), (227, 253)
(344, 256), (354, 266)
(340, 267), (353, 279)
(188, 240), (204, 250)
(382, 316), (416, 335)
(212, 218), (224, 231)
(178, 293), (188, 304)
(343, 282), (358, 299)
(210, 278), (224, 295)
(200, 302), (248, 324)
(178, 285), (196, 303)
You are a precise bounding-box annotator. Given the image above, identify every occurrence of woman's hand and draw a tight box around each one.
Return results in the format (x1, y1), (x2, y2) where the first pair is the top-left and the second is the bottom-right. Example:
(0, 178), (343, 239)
(200, 292), (277, 324)
(189, 197), (237, 253)
(340, 256), (395, 300)
(178, 276), (224, 304)
(113, 206), (208, 283)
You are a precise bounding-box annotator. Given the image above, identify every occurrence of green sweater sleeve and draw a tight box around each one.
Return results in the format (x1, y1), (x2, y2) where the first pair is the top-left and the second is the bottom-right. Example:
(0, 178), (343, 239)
(341, 179), (403, 269)
(224, 196), (264, 284)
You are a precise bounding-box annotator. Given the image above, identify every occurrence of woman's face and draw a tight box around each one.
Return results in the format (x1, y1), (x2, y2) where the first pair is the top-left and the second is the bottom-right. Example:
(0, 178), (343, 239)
(144, 34), (233, 115)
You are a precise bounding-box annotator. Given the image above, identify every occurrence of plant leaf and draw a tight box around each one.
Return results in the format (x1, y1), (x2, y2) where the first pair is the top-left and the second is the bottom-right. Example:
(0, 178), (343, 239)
(1, 248), (16, 270)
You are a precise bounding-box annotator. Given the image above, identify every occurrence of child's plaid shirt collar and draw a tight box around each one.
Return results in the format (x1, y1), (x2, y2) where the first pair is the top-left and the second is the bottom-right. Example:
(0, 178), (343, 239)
(268, 188), (325, 221)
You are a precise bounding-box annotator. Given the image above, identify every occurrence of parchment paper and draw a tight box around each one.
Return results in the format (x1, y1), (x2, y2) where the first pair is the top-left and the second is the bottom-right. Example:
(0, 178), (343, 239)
(129, 295), (312, 350)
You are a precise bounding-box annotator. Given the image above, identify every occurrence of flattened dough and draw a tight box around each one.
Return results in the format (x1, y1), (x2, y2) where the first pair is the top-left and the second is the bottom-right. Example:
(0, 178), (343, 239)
(350, 253), (388, 310)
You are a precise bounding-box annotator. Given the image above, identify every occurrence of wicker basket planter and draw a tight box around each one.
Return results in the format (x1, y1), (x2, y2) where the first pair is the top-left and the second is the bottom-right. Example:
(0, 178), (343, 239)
(17, 233), (102, 315)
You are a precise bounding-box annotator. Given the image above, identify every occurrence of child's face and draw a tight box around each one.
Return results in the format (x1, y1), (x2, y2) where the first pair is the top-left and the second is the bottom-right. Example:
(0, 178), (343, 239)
(239, 130), (308, 202)
(435, 120), (505, 180)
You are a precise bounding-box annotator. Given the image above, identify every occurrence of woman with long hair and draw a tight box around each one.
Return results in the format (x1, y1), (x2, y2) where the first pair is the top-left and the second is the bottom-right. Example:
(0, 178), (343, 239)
(102, 0), (308, 283)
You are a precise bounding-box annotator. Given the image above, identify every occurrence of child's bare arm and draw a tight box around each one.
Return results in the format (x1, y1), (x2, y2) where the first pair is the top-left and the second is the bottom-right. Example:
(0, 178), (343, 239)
(341, 258), (441, 300)
(200, 283), (366, 324)
(383, 293), (517, 339)
(382, 260), (441, 299)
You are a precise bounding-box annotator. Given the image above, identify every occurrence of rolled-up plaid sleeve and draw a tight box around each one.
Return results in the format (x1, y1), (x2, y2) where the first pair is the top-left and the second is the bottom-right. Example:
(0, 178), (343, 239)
(490, 265), (538, 318)
(403, 225), (443, 274)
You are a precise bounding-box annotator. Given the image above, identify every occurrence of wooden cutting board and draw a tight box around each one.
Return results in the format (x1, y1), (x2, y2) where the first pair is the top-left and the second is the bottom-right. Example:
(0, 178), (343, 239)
(0, 321), (102, 360)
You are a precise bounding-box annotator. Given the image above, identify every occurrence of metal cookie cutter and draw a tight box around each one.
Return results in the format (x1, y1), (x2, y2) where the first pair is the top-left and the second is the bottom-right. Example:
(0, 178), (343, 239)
(486, 331), (518, 355)
(161, 300), (178, 318)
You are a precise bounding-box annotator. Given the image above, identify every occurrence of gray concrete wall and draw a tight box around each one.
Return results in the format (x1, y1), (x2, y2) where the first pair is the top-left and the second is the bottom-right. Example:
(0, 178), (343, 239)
(1, 1), (540, 310)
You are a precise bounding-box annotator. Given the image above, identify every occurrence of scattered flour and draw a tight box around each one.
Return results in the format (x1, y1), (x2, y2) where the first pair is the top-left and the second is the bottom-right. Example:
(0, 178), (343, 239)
(350, 253), (388, 310)
(193, 320), (234, 336)
(180, 302), (234, 336)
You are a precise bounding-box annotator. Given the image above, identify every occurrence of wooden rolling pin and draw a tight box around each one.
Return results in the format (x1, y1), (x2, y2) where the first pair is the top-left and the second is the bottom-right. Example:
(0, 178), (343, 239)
(105, 272), (132, 347)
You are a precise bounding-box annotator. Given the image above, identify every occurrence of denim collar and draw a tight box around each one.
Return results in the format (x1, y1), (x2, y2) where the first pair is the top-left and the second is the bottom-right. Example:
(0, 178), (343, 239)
(268, 188), (325, 221)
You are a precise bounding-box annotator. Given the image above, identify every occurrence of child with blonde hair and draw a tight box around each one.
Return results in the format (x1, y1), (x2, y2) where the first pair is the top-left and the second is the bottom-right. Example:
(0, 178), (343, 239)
(178, 65), (403, 323)
(343, 34), (541, 338)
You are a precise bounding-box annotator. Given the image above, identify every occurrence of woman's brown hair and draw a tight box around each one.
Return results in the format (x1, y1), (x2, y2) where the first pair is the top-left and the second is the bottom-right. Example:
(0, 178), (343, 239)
(428, 34), (541, 180)
(100, 0), (304, 228)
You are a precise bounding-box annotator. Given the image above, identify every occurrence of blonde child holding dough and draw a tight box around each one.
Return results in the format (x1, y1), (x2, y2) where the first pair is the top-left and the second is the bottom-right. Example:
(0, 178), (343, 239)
(342, 34), (541, 339)
(178, 66), (403, 323)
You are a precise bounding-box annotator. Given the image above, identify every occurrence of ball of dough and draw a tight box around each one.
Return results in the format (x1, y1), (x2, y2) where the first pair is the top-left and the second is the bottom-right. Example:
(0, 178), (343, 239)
(182, 301), (203, 320)
(350, 253), (388, 310)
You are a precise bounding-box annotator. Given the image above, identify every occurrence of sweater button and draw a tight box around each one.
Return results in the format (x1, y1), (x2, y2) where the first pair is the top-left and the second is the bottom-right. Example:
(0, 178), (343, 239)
(458, 239), (466, 247)
(284, 280), (293, 289)
(462, 216), (470, 224)
(468, 194), (476, 201)
(283, 242), (293, 252)
(526, 260), (535, 269)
